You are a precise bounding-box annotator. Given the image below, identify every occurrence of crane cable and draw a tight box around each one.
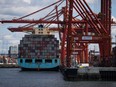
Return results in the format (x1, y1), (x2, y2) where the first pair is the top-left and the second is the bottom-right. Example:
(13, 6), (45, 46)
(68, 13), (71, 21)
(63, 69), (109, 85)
(18, 0), (64, 20)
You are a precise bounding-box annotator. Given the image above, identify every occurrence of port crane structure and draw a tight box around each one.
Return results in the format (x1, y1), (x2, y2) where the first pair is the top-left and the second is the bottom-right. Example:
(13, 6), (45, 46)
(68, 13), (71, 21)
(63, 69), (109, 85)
(0, 0), (114, 67)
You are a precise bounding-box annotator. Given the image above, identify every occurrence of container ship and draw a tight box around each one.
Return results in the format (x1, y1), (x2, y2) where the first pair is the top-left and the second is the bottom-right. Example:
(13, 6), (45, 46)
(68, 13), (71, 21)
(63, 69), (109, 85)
(17, 25), (60, 70)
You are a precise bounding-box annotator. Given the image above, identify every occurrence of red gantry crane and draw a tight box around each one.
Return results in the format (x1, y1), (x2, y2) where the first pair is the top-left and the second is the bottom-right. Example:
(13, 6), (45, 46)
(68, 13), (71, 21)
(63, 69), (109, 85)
(0, 0), (113, 67)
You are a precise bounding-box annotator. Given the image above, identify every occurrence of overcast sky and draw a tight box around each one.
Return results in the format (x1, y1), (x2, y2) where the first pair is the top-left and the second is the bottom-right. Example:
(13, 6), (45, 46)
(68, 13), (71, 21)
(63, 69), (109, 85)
(0, 0), (116, 54)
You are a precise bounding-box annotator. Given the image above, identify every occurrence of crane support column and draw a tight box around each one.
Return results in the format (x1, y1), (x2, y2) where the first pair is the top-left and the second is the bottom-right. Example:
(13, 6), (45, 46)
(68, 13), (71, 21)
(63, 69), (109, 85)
(66, 0), (73, 67)
(99, 0), (112, 66)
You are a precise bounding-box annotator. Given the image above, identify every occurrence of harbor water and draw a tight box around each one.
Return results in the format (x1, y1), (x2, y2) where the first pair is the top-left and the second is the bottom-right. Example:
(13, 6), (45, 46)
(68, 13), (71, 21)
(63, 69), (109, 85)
(0, 68), (116, 87)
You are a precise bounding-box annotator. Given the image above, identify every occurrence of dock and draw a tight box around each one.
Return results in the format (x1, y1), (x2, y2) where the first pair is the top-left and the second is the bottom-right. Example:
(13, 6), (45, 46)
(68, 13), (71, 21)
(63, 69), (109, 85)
(62, 67), (116, 81)
(0, 64), (19, 68)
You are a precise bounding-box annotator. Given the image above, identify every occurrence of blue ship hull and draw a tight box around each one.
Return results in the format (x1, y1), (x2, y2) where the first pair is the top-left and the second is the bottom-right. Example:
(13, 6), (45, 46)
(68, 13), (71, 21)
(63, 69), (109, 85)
(17, 58), (60, 71)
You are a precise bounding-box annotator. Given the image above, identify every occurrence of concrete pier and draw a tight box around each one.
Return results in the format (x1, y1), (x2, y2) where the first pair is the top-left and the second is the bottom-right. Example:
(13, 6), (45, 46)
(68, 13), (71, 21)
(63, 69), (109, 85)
(62, 67), (116, 81)
(0, 64), (19, 68)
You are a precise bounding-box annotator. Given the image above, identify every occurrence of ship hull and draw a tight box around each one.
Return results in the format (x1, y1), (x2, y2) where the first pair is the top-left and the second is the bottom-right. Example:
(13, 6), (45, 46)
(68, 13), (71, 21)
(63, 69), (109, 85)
(17, 58), (60, 71)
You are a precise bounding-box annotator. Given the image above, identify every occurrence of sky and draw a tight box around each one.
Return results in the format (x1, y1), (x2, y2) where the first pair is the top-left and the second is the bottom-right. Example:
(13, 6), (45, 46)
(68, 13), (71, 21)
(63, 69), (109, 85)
(0, 0), (116, 54)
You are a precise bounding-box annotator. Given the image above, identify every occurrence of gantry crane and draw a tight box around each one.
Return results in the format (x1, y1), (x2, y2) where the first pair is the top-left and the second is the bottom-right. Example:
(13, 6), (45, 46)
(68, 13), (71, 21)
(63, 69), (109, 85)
(0, 0), (113, 67)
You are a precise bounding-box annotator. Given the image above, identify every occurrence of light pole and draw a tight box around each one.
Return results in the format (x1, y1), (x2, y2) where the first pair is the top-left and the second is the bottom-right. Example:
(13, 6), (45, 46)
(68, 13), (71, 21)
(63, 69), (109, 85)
(115, 35), (116, 47)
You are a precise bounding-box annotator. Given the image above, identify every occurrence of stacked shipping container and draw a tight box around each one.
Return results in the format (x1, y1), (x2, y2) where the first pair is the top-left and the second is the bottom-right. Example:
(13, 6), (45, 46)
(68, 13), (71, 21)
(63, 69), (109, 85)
(18, 34), (59, 59)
